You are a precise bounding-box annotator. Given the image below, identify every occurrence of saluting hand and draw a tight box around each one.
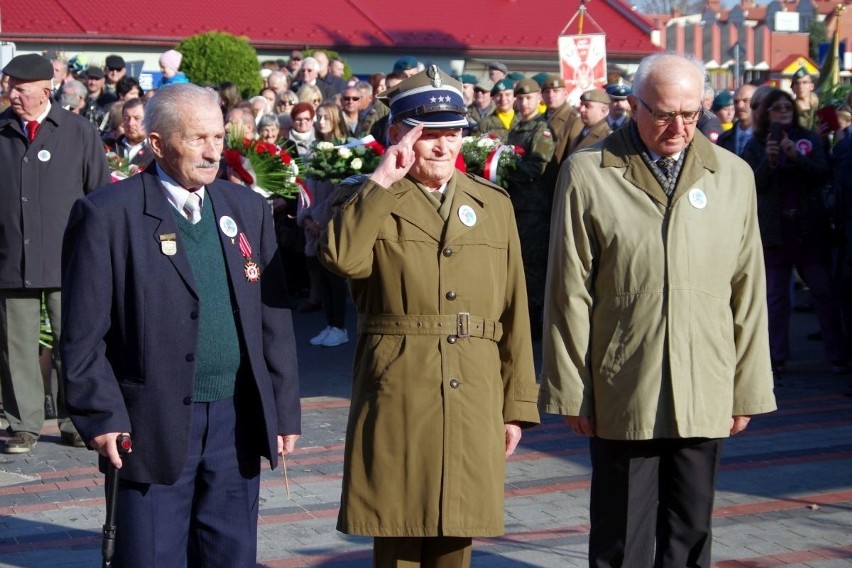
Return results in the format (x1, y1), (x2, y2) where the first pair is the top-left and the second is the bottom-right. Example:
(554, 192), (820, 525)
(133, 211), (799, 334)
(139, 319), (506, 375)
(369, 124), (423, 188)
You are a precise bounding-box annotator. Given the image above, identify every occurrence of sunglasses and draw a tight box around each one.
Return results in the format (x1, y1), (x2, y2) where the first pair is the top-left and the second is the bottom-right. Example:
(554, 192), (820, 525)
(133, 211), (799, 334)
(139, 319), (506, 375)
(342, 96), (361, 102)
(291, 56), (302, 61)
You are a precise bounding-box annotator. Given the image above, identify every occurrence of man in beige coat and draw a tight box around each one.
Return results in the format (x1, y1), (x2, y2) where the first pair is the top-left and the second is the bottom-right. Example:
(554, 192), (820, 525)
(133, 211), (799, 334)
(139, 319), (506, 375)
(540, 52), (776, 567)
(321, 66), (539, 567)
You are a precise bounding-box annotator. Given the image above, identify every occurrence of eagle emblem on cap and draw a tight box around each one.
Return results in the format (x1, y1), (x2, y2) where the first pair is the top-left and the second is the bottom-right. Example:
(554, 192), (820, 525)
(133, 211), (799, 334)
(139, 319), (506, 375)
(427, 65), (443, 88)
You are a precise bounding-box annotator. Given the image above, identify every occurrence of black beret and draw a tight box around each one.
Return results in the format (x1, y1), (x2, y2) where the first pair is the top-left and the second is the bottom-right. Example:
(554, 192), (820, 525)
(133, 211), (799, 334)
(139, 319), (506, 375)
(105, 55), (125, 69)
(2, 54), (53, 81)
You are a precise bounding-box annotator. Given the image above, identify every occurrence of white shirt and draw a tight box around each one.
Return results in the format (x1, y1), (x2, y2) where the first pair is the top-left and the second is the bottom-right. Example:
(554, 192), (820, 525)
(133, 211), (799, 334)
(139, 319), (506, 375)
(156, 166), (206, 217)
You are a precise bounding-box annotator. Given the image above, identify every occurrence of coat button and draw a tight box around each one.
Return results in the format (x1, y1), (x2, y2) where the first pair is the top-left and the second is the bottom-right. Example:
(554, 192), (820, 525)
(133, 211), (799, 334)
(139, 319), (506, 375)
(447, 335), (457, 344)
(442, 247), (453, 257)
(449, 378), (460, 389)
(185, 353), (195, 362)
(446, 290), (457, 300)
(190, 311), (199, 320)
(183, 396), (192, 405)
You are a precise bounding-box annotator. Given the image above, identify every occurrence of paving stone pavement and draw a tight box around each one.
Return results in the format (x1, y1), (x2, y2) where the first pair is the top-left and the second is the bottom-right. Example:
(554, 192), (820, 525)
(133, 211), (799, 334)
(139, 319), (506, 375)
(0, 303), (850, 567)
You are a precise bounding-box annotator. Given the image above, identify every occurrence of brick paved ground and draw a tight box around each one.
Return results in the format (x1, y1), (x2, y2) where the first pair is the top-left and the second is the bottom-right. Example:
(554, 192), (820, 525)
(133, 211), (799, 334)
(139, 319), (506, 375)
(0, 302), (850, 567)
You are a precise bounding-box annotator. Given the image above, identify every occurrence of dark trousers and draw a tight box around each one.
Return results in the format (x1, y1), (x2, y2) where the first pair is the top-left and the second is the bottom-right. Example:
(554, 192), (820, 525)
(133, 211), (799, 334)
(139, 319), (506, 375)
(373, 536), (473, 568)
(311, 256), (347, 329)
(113, 398), (261, 568)
(589, 437), (722, 568)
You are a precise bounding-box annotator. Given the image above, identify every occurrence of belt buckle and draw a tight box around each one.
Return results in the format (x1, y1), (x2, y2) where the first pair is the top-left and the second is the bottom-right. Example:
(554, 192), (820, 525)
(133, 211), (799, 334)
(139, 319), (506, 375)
(457, 312), (470, 339)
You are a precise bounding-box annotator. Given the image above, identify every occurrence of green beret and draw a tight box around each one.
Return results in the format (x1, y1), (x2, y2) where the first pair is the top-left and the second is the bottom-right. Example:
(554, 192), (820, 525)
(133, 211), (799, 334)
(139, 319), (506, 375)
(2, 54), (53, 81)
(459, 74), (478, 85)
(506, 71), (526, 82)
(491, 78), (514, 96)
(711, 91), (734, 111)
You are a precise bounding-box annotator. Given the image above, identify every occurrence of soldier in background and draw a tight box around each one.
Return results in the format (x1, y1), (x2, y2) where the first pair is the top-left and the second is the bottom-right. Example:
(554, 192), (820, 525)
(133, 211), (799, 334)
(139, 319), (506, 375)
(541, 74), (582, 167)
(606, 82), (632, 130)
(478, 79), (517, 142)
(468, 78), (495, 130)
(567, 89), (613, 155)
(506, 78), (556, 338)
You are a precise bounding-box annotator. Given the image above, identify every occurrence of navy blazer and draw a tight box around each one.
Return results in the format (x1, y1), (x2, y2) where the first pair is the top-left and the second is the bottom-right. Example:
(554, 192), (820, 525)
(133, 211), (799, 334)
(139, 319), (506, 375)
(60, 169), (300, 484)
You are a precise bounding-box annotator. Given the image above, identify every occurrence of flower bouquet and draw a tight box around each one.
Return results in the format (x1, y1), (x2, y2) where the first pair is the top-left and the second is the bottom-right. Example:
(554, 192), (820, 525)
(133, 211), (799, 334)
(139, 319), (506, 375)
(458, 134), (523, 189)
(299, 136), (384, 184)
(224, 129), (302, 200)
(106, 150), (145, 182)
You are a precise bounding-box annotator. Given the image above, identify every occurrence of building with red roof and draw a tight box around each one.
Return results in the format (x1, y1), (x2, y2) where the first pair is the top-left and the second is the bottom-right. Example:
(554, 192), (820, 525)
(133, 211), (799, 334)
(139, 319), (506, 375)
(0, 0), (660, 75)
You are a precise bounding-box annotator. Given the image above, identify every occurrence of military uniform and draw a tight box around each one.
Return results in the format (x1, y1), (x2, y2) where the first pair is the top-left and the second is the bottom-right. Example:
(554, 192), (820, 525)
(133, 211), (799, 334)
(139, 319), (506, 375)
(506, 111), (556, 337)
(467, 102), (494, 130)
(478, 111), (517, 142)
(547, 102), (582, 165)
(568, 118), (612, 154)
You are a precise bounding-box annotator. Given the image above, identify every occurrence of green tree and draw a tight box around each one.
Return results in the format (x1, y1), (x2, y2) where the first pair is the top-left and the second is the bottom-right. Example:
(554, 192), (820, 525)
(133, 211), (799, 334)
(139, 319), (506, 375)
(176, 31), (262, 98)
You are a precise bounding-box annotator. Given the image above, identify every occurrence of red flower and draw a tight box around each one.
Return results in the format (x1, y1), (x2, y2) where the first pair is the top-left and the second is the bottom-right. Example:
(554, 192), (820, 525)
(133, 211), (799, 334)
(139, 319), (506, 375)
(364, 140), (386, 156)
(223, 149), (254, 185)
(514, 146), (526, 156)
(280, 150), (293, 164)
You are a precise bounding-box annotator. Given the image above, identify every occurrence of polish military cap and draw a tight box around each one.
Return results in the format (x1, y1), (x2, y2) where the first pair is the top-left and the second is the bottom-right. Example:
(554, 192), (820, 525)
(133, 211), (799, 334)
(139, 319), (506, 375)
(491, 78), (514, 96)
(2, 54), (53, 81)
(541, 74), (566, 90)
(711, 91), (734, 111)
(459, 74), (478, 85)
(513, 78), (541, 95)
(580, 88), (611, 105)
(605, 83), (631, 100)
(507, 71), (526, 83)
(379, 65), (469, 128)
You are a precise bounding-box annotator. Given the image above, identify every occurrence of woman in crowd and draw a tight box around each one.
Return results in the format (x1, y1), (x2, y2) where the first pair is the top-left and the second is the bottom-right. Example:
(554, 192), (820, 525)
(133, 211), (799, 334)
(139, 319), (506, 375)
(741, 88), (848, 374)
(297, 84), (323, 110)
(257, 113), (281, 145)
(297, 101), (352, 347)
(115, 77), (143, 101)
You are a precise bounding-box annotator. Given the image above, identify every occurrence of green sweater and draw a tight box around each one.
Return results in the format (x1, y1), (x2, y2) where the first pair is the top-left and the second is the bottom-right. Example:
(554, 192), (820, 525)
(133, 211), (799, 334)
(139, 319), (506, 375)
(174, 196), (241, 401)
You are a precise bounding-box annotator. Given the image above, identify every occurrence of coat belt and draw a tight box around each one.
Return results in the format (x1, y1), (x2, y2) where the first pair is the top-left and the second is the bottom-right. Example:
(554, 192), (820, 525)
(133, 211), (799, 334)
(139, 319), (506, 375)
(357, 313), (503, 341)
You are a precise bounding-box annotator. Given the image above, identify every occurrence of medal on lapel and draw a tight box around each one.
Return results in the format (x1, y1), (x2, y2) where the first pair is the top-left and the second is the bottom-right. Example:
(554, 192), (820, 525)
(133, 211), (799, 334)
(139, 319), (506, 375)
(238, 232), (261, 282)
(159, 233), (177, 256)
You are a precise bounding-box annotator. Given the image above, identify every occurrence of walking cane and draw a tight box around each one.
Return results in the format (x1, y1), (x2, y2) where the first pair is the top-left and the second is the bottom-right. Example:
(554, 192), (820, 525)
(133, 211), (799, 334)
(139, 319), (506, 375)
(102, 434), (132, 568)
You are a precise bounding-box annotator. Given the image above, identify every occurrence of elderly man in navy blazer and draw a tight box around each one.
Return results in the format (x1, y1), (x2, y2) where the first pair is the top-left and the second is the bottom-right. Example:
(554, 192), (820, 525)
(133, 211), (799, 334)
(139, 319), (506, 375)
(60, 83), (301, 567)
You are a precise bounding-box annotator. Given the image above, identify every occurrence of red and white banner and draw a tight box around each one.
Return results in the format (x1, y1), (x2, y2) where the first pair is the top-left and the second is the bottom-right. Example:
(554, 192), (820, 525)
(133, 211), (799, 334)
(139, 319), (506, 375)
(559, 34), (607, 105)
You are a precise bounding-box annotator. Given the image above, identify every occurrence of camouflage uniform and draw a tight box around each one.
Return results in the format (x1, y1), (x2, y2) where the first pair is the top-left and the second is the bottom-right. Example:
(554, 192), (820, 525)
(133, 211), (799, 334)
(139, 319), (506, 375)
(506, 113), (556, 337)
(478, 112), (519, 143)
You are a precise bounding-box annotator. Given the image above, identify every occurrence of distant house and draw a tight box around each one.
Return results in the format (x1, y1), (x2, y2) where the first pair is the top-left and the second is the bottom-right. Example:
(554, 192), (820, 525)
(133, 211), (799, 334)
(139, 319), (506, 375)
(650, 0), (849, 90)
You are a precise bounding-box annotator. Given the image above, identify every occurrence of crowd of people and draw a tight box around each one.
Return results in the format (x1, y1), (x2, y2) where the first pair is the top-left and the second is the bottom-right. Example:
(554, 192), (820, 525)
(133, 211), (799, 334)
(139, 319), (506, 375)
(0, 42), (846, 566)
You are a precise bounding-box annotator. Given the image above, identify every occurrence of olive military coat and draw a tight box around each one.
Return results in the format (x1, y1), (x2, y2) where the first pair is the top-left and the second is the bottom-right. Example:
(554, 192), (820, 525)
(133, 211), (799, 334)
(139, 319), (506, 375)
(320, 172), (540, 537)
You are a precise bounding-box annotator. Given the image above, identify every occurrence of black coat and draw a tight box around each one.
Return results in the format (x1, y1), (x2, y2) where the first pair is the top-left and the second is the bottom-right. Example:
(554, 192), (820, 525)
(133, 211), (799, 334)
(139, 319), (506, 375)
(0, 104), (110, 288)
(61, 170), (301, 484)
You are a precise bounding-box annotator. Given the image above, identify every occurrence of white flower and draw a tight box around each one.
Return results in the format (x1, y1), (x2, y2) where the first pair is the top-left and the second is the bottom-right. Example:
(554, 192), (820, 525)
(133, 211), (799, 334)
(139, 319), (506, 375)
(316, 141), (334, 151)
(337, 147), (352, 159)
(477, 136), (496, 149)
(350, 157), (363, 171)
(292, 162), (299, 176)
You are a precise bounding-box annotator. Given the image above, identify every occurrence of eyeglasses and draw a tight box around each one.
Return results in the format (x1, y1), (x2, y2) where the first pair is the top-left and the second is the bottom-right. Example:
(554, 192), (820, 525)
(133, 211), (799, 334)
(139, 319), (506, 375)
(768, 103), (794, 113)
(342, 96), (361, 102)
(637, 96), (701, 126)
(106, 67), (123, 72)
(278, 100), (295, 107)
(291, 56), (302, 61)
